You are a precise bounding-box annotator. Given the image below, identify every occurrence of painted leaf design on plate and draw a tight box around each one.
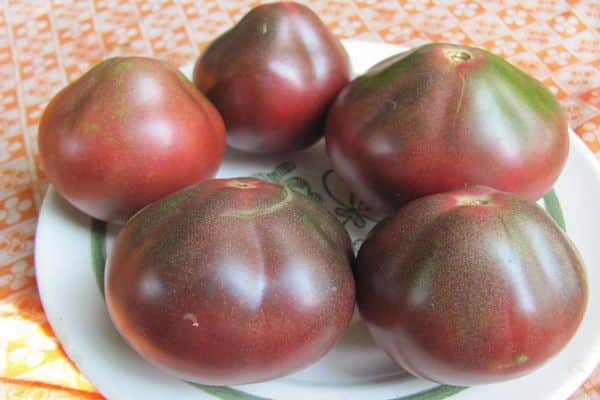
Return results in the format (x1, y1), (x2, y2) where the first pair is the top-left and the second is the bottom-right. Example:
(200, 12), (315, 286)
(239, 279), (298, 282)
(253, 161), (322, 202)
(321, 169), (382, 227)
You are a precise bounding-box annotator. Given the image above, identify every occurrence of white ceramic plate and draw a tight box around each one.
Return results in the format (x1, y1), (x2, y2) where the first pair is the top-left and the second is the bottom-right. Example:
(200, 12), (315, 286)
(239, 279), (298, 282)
(35, 40), (600, 400)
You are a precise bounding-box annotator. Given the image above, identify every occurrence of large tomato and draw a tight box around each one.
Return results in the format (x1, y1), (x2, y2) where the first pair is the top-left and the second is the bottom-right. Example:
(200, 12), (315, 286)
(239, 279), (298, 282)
(193, 2), (350, 154)
(354, 186), (587, 385)
(39, 57), (226, 222)
(105, 178), (356, 385)
(326, 43), (569, 212)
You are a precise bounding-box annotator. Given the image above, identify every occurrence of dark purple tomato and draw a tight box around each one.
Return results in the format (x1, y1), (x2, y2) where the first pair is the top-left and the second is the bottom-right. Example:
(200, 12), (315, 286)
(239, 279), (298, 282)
(39, 57), (226, 222)
(105, 178), (356, 385)
(193, 2), (351, 154)
(326, 43), (569, 212)
(355, 186), (587, 385)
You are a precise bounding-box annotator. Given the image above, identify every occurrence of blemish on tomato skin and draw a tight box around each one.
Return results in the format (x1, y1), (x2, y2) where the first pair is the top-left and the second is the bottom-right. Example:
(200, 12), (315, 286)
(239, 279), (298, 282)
(225, 179), (261, 189)
(443, 48), (473, 64)
(221, 183), (294, 219)
(496, 353), (529, 370)
(455, 197), (491, 206)
(80, 122), (100, 137)
(183, 313), (200, 328)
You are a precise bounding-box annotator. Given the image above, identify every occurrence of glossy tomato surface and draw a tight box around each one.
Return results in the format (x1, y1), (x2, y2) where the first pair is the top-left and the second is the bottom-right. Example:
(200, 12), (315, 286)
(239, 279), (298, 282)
(106, 178), (356, 385)
(326, 43), (569, 212)
(193, 2), (350, 154)
(39, 57), (226, 222)
(355, 186), (587, 386)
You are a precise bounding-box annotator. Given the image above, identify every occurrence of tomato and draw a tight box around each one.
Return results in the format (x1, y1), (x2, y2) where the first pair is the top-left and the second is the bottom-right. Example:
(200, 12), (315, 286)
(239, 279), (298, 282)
(354, 186), (587, 385)
(38, 57), (226, 222)
(105, 178), (356, 385)
(326, 43), (569, 212)
(193, 2), (350, 154)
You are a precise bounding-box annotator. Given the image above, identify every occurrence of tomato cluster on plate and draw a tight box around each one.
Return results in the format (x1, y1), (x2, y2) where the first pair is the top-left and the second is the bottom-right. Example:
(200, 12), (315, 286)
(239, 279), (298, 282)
(38, 1), (587, 388)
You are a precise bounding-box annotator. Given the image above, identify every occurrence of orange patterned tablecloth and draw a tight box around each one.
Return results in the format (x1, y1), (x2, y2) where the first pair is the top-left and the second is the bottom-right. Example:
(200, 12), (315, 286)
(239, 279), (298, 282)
(0, 1), (598, 399)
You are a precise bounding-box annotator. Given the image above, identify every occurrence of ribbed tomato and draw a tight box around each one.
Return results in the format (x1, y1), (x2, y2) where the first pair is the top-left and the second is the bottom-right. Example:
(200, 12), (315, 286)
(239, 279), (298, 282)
(194, 2), (350, 154)
(326, 43), (568, 212)
(355, 186), (587, 385)
(106, 178), (356, 385)
(39, 57), (226, 222)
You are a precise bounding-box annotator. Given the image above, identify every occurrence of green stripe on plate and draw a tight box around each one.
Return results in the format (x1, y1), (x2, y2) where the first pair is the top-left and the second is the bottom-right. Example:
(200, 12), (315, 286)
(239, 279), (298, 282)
(186, 382), (271, 400)
(90, 219), (107, 297)
(186, 382), (466, 400)
(543, 188), (566, 231)
(391, 385), (466, 400)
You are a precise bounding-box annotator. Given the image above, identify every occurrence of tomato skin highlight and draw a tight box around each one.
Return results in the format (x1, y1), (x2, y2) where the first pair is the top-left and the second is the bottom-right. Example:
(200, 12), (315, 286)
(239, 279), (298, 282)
(354, 186), (587, 385)
(106, 178), (356, 385)
(39, 57), (226, 222)
(326, 43), (569, 212)
(194, 2), (351, 154)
